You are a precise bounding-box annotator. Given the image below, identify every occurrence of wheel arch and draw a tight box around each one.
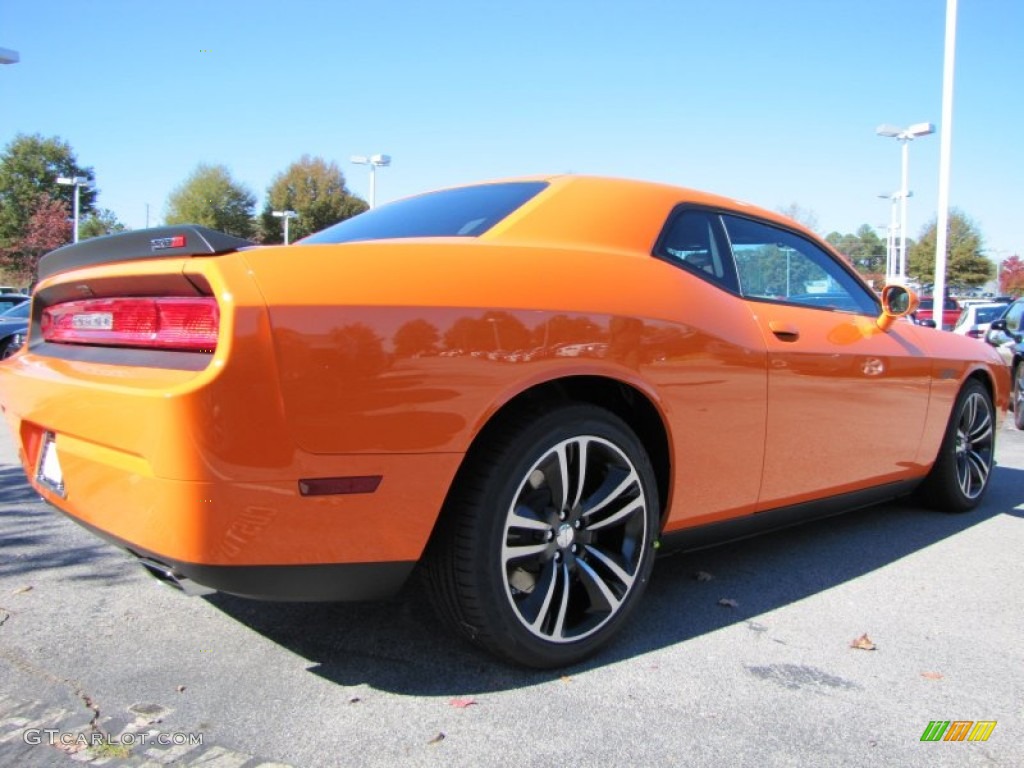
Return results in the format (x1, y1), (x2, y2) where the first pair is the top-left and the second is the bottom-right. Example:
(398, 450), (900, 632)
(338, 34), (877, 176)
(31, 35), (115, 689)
(441, 374), (673, 532)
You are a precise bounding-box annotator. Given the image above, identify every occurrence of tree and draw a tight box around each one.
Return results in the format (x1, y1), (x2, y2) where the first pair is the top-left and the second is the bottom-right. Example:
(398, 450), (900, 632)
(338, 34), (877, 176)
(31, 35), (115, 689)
(393, 319), (440, 357)
(0, 134), (95, 275)
(826, 225), (887, 285)
(776, 203), (820, 233)
(999, 255), (1024, 297)
(79, 208), (128, 241)
(909, 209), (993, 290)
(257, 155), (368, 243)
(0, 194), (71, 283)
(165, 164), (256, 238)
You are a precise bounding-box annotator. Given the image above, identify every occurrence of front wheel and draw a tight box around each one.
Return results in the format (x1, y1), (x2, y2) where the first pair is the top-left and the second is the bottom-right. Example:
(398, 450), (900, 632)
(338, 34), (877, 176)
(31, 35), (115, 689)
(424, 404), (659, 668)
(919, 379), (996, 513)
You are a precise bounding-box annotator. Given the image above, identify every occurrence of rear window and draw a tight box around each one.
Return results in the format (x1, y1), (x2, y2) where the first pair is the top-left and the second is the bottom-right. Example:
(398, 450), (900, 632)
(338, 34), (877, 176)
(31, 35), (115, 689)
(974, 306), (1004, 324)
(299, 181), (548, 245)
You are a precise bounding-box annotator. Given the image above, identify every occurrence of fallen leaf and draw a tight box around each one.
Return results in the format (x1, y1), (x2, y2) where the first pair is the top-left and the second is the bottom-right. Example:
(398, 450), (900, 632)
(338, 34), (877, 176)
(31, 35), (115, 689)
(560, 675), (572, 683)
(427, 732), (445, 745)
(920, 671), (944, 680)
(175, 686), (186, 693)
(718, 598), (738, 608)
(694, 571), (714, 582)
(449, 698), (476, 709)
(348, 696), (362, 704)
(850, 633), (877, 651)
(12, 586), (32, 595)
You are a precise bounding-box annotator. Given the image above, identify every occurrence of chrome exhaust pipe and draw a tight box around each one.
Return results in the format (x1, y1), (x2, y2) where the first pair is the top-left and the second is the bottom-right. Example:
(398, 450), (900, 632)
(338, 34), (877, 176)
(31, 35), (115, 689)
(137, 557), (215, 597)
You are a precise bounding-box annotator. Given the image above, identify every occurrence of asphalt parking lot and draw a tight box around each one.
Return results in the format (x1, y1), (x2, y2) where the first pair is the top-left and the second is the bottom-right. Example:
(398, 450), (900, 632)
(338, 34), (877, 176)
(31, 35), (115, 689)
(0, 420), (1022, 767)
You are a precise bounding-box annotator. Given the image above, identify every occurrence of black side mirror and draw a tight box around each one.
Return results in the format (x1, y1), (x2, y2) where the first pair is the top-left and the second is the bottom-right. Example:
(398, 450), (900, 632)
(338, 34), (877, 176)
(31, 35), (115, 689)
(918, 318), (937, 329)
(986, 319), (1021, 345)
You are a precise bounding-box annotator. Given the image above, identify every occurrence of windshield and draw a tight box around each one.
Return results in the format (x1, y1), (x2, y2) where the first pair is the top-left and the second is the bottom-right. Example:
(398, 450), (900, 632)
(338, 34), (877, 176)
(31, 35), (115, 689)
(0, 302), (29, 318)
(299, 181), (548, 245)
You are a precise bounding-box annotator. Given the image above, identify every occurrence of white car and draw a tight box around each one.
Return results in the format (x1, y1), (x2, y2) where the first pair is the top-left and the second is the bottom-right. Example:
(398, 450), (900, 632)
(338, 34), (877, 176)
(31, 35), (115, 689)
(952, 301), (1007, 339)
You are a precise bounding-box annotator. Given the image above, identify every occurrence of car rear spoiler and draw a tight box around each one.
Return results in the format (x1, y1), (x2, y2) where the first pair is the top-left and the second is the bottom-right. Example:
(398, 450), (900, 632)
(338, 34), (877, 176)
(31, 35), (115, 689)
(37, 226), (254, 282)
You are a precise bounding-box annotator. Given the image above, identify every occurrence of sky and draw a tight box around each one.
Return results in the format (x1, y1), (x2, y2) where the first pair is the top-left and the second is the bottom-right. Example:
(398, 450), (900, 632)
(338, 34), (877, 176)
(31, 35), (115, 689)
(1, 0), (1022, 260)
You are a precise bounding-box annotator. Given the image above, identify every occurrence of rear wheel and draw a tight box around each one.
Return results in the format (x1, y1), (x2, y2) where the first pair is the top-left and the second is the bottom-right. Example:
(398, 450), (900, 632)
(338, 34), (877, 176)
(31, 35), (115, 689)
(919, 380), (995, 512)
(424, 404), (659, 668)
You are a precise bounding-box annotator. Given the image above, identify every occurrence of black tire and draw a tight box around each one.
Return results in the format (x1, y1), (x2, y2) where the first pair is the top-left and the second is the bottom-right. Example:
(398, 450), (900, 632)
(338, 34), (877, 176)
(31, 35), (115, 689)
(423, 403), (659, 668)
(1013, 362), (1024, 430)
(0, 338), (18, 360)
(918, 379), (995, 513)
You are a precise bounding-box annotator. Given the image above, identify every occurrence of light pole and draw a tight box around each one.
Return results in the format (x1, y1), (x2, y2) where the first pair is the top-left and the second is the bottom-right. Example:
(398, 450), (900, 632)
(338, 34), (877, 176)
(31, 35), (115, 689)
(350, 154), (391, 208)
(56, 176), (91, 243)
(877, 191), (912, 281)
(876, 122), (934, 280)
(0, 47), (19, 65)
(272, 210), (298, 244)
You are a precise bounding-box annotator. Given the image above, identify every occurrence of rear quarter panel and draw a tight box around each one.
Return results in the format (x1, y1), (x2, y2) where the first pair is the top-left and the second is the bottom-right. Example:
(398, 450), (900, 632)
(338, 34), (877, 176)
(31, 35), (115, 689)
(241, 240), (771, 527)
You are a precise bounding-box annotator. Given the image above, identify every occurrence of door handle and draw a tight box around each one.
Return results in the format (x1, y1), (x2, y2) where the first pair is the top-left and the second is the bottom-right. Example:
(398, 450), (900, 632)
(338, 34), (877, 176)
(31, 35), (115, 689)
(768, 320), (800, 342)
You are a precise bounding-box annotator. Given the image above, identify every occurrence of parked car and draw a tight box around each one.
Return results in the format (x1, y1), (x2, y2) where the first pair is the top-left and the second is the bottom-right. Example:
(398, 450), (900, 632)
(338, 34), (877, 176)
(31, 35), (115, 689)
(0, 293), (28, 313)
(916, 296), (961, 330)
(0, 176), (1009, 667)
(985, 297), (1024, 427)
(952, 301), (1007, 339)
(0, 300), (29, 359)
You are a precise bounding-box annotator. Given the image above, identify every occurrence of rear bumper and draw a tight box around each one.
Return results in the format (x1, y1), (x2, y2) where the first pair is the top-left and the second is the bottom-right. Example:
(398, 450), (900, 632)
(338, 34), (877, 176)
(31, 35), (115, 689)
(61, 506), (416, 600)
(0, 349), (463, 588)
(3, 406), (461, 572)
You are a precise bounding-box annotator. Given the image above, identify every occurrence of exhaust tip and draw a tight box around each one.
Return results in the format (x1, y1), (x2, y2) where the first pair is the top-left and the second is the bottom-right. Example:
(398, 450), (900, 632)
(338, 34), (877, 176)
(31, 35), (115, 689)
(137, 557), (215, 597)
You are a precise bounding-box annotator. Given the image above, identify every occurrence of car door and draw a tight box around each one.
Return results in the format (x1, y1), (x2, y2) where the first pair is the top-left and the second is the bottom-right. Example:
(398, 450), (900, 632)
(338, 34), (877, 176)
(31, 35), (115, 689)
(719, 213), (932, 510)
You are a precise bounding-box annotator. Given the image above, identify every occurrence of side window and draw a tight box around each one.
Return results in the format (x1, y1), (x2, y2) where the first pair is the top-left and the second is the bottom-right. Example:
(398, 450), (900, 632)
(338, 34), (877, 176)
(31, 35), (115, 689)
(720, 214), (877, 314)
(1005, 301), (1024, 332)
(655, 210), (738, 292)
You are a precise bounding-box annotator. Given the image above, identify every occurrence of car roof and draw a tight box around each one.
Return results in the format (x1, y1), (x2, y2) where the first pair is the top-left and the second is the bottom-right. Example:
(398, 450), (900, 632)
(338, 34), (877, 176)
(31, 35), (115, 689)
(473, 175), (819, 254)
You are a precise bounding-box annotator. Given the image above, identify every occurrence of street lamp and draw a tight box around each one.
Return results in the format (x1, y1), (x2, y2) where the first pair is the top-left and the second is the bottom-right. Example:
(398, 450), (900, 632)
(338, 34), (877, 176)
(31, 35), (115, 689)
(272, 209), (298, 244)
(0, 47), (19, 65)
(876, 122), (935, 280)
(350, 154), (391, 208)
(56, 176), (91, 243)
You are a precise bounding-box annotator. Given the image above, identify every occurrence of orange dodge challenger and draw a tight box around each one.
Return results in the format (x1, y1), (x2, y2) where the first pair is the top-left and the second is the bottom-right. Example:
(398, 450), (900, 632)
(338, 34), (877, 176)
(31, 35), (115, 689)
(0, 176), (1009, 667)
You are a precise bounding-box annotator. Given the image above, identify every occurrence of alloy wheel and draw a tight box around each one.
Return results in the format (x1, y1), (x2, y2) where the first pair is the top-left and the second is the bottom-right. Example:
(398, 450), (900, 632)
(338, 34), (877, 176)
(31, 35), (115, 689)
(954, 391), (994, 500)
(501, 435), (649, 643)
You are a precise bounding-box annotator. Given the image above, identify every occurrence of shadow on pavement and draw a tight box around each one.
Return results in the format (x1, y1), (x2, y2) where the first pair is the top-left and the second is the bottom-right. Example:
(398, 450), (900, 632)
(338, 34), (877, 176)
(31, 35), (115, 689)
(0, 468), (134, 586)
(205, 464), (1024, 695)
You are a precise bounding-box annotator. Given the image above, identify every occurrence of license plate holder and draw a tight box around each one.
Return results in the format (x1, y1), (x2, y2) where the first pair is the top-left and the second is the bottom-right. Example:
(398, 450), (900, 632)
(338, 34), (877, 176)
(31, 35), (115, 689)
(36, 432), (66, 497)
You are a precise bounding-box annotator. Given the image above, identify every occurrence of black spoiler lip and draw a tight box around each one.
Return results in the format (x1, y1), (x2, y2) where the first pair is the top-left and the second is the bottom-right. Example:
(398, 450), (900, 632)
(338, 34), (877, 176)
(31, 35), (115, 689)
(37, 225), (255, 282)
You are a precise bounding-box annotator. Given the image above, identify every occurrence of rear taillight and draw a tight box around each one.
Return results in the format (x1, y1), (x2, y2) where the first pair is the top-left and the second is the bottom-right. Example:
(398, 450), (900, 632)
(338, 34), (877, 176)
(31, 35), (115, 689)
(41, 297), (219, 352)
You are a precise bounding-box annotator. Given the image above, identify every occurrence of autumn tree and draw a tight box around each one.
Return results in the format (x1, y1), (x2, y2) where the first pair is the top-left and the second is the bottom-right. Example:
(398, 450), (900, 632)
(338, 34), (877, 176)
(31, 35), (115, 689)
(999, 255), (1024, 297)
(257, 155), (368, 243)
(165, 164), (256, 238)
(0, 194), (71, 283)
(0, 134), (95, 276)
(908, 209), (993, 290)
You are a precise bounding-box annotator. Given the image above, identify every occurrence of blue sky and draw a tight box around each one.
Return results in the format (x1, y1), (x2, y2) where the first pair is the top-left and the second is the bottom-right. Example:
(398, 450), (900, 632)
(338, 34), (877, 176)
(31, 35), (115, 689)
(1, 0), (1021, 259)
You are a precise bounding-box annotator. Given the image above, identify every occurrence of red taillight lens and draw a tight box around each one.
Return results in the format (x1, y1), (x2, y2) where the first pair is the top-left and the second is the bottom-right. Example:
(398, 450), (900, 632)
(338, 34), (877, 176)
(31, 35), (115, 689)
(42, 298), (219, 351)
